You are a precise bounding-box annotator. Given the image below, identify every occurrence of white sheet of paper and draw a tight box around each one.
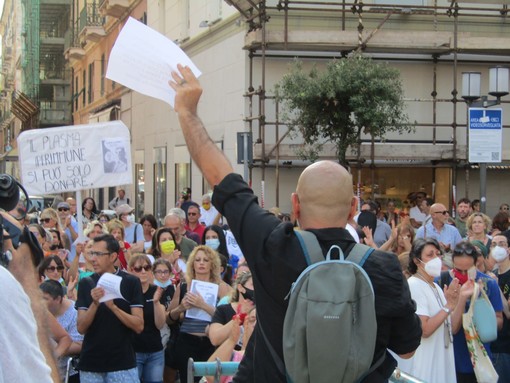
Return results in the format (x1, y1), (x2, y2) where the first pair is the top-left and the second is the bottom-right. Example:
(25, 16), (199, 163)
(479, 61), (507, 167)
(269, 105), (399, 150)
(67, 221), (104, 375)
(97, 273), (125, 303)
(106, 17), (201, 107)
(185, 279), (219, 322)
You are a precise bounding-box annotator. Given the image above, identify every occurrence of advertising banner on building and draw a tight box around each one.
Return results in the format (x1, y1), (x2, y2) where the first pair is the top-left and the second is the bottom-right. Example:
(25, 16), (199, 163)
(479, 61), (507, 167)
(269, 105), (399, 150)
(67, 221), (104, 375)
(17, 121), (132, 195)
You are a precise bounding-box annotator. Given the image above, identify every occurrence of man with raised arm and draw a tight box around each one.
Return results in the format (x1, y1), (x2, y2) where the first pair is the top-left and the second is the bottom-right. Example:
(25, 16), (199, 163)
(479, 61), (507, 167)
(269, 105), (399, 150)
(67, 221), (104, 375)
(169, 64), (421, 383)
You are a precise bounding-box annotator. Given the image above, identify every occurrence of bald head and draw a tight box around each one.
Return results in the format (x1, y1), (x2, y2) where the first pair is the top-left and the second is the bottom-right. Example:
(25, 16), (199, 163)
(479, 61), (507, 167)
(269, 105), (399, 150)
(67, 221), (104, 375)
(293, 161), (355, 229)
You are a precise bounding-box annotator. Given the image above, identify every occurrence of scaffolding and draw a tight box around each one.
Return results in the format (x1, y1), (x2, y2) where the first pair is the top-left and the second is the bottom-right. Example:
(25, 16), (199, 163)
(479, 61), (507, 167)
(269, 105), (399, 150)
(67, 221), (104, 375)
(19, 0), (72, 129)
(226, 0), (510, 206)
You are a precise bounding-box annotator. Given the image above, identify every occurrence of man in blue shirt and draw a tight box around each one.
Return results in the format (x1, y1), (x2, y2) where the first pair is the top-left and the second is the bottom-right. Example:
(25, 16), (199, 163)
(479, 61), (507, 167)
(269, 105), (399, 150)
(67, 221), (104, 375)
(416, 203), (462, 253)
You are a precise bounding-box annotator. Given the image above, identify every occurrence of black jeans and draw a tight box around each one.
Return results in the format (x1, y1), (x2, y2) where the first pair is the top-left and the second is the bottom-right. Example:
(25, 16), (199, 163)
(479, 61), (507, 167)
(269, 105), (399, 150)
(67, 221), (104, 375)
(175, 332), (215, 383)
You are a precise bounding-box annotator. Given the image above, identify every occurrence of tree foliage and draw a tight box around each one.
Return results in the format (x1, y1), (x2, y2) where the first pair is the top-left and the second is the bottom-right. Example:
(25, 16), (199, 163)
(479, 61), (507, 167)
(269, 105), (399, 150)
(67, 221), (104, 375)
(274, 55), (414, 165)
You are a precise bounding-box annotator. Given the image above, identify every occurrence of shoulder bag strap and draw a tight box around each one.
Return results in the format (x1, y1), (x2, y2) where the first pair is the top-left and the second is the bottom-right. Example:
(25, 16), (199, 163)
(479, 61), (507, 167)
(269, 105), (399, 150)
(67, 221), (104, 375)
(294, 230), (324, 265)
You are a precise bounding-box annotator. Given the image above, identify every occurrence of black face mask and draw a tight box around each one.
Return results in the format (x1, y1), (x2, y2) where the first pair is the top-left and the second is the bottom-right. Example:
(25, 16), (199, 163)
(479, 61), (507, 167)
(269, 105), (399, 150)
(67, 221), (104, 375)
(241, 287), (255, 303)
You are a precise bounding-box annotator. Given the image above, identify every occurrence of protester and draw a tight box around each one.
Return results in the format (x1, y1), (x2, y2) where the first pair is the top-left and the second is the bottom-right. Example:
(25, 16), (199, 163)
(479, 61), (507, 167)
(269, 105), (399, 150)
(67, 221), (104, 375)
(208, 271), (254, 347)
(169, 64), (421, 382)
(1, 239), (59, 382)
(106, 218), (131, 270)
(129, 254), (166, 383)
(115, 204), (144, 252)
(40, 280), (83, 383)
(397, 238), (459, 382)
(168, 245), (231, 382)
(488, 235), (510, 379)
(141, 214), (158, 252)
(438, 241), (503, 382)
(76, 234), (144, 382)
(206, 307), (257, 383)
(109, 187), (130, 210)
(200, 193), (221, 227)
(82, 197), (99, 225)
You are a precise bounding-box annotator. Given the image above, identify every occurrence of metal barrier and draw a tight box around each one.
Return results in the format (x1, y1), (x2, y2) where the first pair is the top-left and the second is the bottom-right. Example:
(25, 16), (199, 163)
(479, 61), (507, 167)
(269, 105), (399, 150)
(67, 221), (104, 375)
(187, 359), (425, 383)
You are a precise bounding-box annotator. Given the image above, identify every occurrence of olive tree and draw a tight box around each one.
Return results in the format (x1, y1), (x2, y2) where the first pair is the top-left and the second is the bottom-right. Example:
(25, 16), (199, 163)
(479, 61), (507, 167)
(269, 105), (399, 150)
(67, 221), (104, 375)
(274, 55), (413, 166)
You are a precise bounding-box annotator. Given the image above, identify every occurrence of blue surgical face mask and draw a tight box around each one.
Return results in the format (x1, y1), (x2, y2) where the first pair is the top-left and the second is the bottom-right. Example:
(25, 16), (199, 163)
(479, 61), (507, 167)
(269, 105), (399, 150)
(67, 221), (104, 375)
(154, 279), (172, 289)
(206, 238), (220, 251)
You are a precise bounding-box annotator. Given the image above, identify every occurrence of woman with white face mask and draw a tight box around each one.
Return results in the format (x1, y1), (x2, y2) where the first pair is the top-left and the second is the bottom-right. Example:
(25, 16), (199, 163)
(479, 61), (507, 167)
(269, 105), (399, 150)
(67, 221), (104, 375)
(396, 238), (461, 383)
(115, 204), (144, 253)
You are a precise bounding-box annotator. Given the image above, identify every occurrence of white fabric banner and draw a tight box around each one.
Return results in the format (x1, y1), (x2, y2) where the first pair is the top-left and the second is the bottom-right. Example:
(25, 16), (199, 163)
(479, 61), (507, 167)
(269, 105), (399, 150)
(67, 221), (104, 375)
(17, 121), (132, 195)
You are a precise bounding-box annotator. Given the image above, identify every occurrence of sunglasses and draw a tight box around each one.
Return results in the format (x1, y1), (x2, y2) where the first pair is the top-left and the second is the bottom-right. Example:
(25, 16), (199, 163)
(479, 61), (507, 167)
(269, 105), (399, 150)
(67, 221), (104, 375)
(41, 218), (52, 223)
(154, 269), (170, 275)
(46, 266), (64, 272)
(133, 265), (152, 273)
(58, 208), (69, 212)
(188, 212), (198, 216)
(433, 211), (449, 215)
(453, 245), (477, 256)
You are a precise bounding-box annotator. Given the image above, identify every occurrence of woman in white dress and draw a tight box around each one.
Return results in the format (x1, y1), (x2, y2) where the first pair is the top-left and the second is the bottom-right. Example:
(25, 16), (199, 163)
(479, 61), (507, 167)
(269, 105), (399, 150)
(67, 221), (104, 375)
(398, 238), (461, 383)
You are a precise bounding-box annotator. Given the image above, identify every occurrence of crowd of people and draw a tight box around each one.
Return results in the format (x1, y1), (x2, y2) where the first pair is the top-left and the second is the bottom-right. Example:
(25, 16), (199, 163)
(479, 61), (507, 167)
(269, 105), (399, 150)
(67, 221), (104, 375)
(3, 64), (510, 383)
(356, 196), (510, 383)
(1, 186), (253, 383)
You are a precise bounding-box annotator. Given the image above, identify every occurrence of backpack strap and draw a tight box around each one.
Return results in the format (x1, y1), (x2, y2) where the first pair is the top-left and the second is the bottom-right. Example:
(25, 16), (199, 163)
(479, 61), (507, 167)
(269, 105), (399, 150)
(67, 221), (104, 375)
(347, 243), (375, 267)
(294, 230), (324, 265)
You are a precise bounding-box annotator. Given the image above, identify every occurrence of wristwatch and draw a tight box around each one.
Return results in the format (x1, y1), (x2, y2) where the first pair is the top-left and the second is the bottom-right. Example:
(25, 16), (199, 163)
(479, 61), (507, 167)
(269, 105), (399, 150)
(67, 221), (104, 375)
(442, 307), (451, 315)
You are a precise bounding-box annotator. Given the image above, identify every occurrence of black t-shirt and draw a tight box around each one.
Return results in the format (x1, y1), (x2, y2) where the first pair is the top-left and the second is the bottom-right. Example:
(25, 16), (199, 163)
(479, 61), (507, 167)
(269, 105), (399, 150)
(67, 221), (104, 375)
(132, 285), (164, 353)
(75, 269), (144, 372)
(212, 173), (422, 383)
(211, 304), (236, 325)
(492, 268), (510, 354)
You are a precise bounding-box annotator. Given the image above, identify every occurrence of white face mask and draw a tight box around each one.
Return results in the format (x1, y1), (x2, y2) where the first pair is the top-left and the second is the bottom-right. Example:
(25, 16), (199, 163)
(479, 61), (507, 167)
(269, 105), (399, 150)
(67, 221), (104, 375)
(126, 214), (135, 224)
(421, 257), (442, 278)
(491, 246), (508, 263)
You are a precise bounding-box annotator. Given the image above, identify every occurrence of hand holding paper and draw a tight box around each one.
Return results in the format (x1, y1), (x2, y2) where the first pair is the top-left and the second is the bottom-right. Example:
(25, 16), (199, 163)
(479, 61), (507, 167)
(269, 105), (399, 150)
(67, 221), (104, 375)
(97, 273), (125, 303)
(106, 17), (201, 107)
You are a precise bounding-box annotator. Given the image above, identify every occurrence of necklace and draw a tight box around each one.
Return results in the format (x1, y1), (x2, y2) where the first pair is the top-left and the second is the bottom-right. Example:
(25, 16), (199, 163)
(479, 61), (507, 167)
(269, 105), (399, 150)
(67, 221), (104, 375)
(413, 273), (453, 348)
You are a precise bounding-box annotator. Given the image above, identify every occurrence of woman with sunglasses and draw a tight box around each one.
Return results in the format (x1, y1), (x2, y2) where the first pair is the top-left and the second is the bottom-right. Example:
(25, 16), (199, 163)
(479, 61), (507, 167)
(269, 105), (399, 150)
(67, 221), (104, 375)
(38, 255), (67, 289)
(129, 254), (166, 383)
(40, 208), (70, 250)
(208, 271), (254, 347)
(168, 245), (231, 383)
(466, 212), (492, 248)
(152, 258), (179, 383)
(397, 238), (460, 383)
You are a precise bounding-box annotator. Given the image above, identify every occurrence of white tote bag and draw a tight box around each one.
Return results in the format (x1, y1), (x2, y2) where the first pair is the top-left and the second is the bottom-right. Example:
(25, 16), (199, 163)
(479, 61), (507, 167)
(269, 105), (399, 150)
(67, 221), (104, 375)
(462, 283), (499, 383)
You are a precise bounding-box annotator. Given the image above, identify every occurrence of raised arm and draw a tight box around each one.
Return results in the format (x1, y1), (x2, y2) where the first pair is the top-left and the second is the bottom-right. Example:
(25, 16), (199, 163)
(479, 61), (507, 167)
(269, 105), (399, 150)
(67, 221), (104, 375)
(170, 64), (233, 186)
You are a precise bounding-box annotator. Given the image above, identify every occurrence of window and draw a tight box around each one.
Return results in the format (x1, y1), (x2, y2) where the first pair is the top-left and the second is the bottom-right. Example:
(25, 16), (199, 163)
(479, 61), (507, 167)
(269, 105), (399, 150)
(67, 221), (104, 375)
(153, 147), (167, 225)
(82, 70), (86, 106)
(74, 76), (79, 110)
(100, 54), (105, 96)
(88, 62), (94, 104)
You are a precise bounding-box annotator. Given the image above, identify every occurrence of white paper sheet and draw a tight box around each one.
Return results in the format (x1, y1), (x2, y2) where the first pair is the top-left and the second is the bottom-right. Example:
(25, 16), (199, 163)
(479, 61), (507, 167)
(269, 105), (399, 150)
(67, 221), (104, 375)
(97, 272), (125, 303)
(185, 279), (219, 321)
(106, 17), (201, 107)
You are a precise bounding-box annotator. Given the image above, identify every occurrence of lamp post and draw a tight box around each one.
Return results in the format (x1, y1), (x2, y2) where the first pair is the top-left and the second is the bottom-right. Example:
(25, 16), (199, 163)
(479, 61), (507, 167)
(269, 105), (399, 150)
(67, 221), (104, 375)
(462, 66), (509, 214)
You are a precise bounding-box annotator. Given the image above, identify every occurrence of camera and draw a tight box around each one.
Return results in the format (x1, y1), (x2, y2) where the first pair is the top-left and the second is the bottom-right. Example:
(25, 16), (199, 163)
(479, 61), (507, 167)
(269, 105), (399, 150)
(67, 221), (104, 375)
(0, 175), (43, 268)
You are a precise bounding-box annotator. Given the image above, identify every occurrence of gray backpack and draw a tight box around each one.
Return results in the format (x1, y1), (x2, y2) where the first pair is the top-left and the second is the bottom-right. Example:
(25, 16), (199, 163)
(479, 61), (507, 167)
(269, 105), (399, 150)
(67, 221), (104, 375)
(283, 230), (379, 383)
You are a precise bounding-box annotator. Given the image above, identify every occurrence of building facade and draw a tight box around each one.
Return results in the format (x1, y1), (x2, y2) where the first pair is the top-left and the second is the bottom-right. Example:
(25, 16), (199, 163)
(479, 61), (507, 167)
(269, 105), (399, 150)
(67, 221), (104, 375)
(126, 0), (510, 219)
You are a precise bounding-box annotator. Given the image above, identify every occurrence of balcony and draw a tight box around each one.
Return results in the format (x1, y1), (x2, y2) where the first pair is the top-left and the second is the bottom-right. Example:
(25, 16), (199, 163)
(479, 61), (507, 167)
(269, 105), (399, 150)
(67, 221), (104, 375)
(78, 3), (106, 45)
(99, 0), (131, 18)
(64, 27), (85, 61)
(39, 101), (72, 127)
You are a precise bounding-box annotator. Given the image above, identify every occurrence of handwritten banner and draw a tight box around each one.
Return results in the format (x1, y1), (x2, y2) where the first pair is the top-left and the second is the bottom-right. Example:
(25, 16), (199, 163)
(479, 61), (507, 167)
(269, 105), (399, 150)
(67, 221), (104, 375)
(17, 121), (133, 195)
